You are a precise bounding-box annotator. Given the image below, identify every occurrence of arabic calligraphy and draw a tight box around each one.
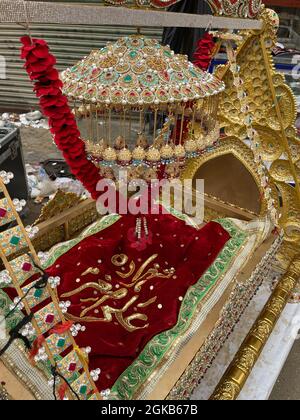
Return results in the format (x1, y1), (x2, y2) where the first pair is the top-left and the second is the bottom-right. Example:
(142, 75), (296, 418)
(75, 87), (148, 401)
(62, 254), (175, 332)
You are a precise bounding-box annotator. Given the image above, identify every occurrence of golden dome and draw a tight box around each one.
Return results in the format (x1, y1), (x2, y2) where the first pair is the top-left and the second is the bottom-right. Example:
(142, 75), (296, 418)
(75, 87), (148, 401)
(161, 144), (174, 159)
(118, 148), (132, 162)
(146, 147), (161, 162)
(132, 146), (146, 161)
(103, 147), (117, 161)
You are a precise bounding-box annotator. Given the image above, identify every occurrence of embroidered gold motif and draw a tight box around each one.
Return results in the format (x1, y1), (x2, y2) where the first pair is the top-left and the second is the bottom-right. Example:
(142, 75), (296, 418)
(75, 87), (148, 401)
(81, 267), (100, 276)
(116, 261), (136, 279)
(63, 254), (175, 332)
(112, 254), (128, 267)
(61, 280), (113, 297)
(80, 288), (128, 317)
(137, 296), (158, 308)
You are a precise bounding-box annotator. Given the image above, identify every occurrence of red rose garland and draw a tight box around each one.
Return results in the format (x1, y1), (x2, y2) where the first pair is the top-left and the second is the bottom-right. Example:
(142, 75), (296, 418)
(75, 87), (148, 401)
(20, 36), (102, 199)
(193, 32), (216, 71)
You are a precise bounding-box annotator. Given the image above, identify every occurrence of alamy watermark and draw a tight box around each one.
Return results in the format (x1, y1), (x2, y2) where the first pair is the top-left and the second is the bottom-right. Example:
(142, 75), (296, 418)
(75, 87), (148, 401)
(96, 173), (205, 225)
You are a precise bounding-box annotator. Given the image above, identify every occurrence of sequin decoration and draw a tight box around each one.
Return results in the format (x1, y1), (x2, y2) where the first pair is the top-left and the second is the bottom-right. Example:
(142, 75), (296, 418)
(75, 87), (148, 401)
(22, 281), (50, 308)
(0, 226), (27, 257)
(35, 303), (60, 334)
(8, 255), (40, 286)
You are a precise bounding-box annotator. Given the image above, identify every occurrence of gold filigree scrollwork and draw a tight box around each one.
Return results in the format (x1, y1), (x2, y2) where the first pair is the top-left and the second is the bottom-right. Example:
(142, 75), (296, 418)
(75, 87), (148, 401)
(200, 8), (300, 244)
(112, 254), (129, 267)
(210, 380), (240, 401)
(265, 296), (285, 317)
(251, 320), (272, 342)
(234, 347), (256, 373)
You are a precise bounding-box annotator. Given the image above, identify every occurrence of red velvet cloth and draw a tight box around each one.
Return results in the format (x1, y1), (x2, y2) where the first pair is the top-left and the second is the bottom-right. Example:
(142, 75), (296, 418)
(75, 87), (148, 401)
(44, 212), (230, 390)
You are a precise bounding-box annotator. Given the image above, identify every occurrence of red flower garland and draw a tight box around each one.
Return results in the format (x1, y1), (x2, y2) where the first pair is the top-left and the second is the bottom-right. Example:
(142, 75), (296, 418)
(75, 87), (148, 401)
(193, 32), (216, 71)
(20, 36), (102, 199)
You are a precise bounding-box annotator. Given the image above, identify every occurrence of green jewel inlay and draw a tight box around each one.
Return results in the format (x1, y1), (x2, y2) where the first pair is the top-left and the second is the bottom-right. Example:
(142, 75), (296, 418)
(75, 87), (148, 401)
(189, 69), (198, 77)
(10, 236), (20, 246)
(124, 75), (132, 83)
(33, 289), (43, 299)
(57, 338), (66, 348)
(129, 51), (138, 58)
(79, 385), (88, 395)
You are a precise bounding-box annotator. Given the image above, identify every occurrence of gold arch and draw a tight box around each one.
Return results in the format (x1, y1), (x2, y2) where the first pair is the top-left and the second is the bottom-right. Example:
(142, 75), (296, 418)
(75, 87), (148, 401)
(181, 136), (281, 218)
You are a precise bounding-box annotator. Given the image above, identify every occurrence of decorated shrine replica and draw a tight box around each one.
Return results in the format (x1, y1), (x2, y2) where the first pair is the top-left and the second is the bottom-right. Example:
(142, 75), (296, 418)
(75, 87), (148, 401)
(0, 0), (300, 400)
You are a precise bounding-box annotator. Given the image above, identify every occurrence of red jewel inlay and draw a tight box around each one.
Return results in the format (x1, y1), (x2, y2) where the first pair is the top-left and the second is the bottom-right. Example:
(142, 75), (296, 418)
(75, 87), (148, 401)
(68, 362), (77, 372)
(0, 208), (7, 218)
(22, 262), (32, 272)
(45, 314), (55, 324)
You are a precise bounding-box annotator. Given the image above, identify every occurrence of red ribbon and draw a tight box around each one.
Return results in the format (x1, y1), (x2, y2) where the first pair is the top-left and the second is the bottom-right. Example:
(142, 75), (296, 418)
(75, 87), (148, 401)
(58, 382), (68, 401)
(29, 334), (46, 364)
(49, 321), (74, 335)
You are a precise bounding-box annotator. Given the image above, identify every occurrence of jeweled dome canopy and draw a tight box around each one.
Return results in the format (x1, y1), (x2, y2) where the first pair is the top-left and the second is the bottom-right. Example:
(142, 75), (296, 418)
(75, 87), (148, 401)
(61, 36), (224, 108)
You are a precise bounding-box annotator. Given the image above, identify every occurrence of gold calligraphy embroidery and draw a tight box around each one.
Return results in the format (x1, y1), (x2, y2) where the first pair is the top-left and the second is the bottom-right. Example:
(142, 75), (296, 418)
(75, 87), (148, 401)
(116, 261), (136, 279)
(111, 254), (128, 267)
(137, 296), (158, 308)
(81, 267), (100, 276)
(63, 254), (176, 332)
